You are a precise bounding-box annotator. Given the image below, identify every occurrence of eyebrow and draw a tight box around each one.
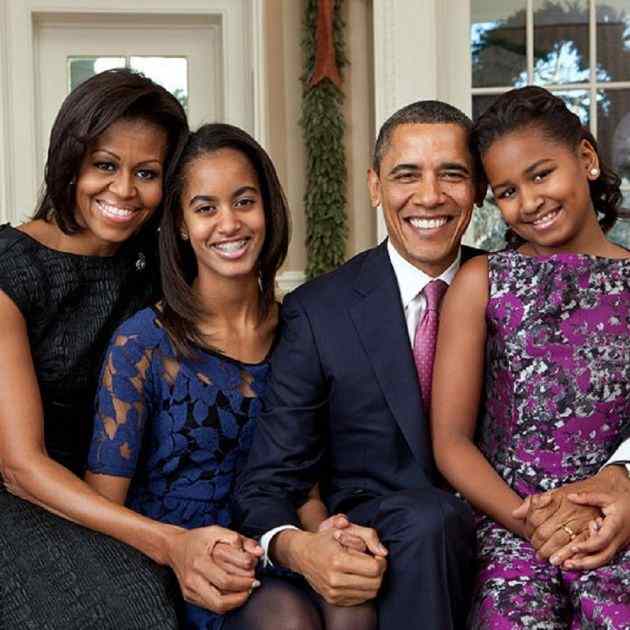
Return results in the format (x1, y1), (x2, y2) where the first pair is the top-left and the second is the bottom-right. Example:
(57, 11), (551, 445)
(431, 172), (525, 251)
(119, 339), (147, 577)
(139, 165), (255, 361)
(493, 158), (554, 190)
(524, 158), (553, 175)
(189, 186), (258, 206)
(388, 161), (471, 177)
(91, 148), (162, 167)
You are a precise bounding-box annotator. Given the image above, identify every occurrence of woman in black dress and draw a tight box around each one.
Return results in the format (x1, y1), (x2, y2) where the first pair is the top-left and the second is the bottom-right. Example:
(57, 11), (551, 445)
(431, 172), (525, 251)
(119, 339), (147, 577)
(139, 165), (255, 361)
(0, 69), (196, 629)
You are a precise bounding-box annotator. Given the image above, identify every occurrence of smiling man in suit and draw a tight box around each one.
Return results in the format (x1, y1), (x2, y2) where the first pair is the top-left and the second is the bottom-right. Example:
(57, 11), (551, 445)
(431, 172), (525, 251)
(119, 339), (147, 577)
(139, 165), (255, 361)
(234, 100), (486, 629)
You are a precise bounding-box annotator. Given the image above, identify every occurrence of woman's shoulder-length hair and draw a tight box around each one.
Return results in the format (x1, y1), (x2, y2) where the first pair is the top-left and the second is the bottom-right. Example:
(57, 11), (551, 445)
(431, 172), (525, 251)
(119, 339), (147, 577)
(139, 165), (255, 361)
(34, 67), (189, 234)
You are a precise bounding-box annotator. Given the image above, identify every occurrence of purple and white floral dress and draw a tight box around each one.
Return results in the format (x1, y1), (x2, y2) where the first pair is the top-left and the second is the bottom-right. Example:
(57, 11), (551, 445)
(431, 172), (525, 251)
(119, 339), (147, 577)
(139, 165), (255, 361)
(470, 249), (630, 629)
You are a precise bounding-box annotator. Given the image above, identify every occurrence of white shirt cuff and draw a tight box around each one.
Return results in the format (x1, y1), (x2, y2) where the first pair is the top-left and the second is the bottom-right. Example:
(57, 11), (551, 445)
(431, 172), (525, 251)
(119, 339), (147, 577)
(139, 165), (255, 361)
(604, 438), (630, 467)
(260, 525), (299, 567)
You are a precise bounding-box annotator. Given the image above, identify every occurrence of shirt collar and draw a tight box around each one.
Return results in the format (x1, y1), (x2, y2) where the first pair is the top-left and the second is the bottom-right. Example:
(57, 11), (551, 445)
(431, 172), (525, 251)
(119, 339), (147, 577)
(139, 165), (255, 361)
(387, 239), (461, 309)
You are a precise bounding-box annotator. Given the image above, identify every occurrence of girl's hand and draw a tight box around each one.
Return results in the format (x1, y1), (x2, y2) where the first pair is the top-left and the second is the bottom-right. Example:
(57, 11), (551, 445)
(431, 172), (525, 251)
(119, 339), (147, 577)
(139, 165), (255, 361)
(212, 537), (262, 579)
(318, 513), (387, 557)
(557, 491), (630, 571)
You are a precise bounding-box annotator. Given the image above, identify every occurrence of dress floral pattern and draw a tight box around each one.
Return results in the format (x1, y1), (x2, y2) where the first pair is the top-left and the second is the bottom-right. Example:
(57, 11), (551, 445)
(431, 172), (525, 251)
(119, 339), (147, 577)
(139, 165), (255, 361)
(470, 249), (630, 629)
(87, 307), (269, 630)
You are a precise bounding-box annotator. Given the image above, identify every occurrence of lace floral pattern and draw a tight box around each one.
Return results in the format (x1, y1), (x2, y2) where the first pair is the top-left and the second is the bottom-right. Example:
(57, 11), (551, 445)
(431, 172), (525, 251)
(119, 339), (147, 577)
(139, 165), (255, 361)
(88, 307), (268, 531)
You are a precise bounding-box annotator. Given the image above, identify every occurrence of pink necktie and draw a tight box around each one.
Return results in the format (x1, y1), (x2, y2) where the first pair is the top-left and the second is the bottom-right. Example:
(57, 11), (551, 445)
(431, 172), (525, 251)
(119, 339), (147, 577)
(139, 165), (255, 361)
(413, 279), (448, 415)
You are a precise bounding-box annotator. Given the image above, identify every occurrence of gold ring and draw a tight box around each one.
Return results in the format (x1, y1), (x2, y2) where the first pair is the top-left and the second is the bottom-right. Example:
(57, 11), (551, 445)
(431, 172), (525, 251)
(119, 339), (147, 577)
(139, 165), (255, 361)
(562, 524), (576, 540)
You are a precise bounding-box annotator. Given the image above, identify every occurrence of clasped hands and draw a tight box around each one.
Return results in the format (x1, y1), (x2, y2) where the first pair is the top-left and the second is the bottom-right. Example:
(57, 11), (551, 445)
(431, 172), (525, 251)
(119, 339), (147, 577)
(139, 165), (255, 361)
(165, 525), (262, 614)
(165, 516), (388, 613)
(512, 466), (630, 571)
(275, 514), (388, 607)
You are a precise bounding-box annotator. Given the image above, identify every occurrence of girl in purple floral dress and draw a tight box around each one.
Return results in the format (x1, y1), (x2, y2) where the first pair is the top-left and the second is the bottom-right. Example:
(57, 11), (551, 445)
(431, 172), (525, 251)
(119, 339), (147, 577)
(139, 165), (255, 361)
(432, 86), (630, 628)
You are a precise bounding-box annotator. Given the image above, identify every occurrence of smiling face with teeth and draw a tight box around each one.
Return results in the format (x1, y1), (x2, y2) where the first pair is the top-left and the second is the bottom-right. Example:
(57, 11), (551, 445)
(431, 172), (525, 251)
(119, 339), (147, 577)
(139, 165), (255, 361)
(368, 123), (480, 276)
(73, 119), (167, 256)
(180, 148), (266, 285)
(483, 127), (603, 255)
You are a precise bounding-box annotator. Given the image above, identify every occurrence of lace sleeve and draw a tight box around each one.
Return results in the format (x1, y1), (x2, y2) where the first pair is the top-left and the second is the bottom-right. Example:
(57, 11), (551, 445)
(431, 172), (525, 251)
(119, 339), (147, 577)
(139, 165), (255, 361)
(87, 332), (154, 477)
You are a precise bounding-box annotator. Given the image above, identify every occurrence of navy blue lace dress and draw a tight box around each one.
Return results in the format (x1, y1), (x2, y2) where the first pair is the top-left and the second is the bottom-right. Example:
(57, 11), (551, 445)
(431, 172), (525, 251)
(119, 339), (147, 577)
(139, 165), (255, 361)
(87, 306), (270, 630)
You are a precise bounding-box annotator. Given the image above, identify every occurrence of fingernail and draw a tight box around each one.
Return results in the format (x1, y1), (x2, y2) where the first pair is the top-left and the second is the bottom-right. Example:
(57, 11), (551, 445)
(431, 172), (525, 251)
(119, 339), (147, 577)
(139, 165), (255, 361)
(252, 580), (261, 588)
(378, 544), (387, 554)
(565, 562), (575, 570)
(550, 555), (559, 565)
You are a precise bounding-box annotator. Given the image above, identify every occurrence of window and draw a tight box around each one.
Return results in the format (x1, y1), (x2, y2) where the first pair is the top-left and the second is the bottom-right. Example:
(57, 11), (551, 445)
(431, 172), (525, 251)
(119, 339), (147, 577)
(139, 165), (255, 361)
(468, 0), (630, 250)
(68, 56), (189, 112)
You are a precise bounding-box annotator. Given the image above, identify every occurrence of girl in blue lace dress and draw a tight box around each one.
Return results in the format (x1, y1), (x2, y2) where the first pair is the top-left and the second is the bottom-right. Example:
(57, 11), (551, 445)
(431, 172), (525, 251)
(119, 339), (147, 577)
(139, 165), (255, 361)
(86, 124), (377, 630)
(432, 87), (630, 628)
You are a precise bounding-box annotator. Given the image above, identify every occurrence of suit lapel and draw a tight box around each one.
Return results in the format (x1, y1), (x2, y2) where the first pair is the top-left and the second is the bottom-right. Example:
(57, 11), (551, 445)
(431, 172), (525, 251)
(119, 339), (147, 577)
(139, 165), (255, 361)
(349, 242), (425, 465)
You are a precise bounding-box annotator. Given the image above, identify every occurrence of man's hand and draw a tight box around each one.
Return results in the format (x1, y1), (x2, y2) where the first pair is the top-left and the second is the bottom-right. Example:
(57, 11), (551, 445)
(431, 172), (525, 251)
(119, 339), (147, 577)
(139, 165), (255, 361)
(318, 513), (387, 557)
(512, 467), (629, 561)
(165, 525), (258, 614)
(557, 488), (630, 571)
(273, 528), (387, 606)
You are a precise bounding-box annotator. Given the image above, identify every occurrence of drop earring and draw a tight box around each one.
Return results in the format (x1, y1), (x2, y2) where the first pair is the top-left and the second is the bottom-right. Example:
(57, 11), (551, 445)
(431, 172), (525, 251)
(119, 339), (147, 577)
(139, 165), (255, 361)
(180, 231), (189, 241)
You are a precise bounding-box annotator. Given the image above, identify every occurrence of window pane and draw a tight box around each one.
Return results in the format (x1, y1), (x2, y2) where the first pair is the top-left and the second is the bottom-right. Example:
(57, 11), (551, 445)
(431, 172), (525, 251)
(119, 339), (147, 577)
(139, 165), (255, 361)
(129, 57), (188, 111)
(68, 57), (125, 92)
(609, 192), (630, 247)
(554, 89), (591, 126)
(471, 0), (527, 88)
(533, 0), (590, 85)
(596, 2), (630, 82)
(597, 88), (630, 187)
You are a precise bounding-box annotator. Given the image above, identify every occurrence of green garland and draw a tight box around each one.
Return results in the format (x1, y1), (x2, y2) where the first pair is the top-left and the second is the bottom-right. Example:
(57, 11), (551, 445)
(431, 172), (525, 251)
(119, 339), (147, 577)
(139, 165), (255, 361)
(300, 0), (348, 279)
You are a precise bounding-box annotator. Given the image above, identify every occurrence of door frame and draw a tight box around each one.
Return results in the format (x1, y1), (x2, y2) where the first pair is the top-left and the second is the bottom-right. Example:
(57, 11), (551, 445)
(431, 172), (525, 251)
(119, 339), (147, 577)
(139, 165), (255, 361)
(0, 0), (266, 224)
(372, 0), (470, 241)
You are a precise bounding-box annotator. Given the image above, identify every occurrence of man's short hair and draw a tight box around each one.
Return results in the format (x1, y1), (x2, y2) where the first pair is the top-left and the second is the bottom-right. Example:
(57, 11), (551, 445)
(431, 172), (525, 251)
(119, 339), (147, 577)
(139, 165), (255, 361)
(373, 100), (473, 173)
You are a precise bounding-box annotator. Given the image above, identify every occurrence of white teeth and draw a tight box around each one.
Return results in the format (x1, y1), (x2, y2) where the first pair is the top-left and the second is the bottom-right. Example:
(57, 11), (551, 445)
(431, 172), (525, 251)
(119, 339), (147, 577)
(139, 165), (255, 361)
(213, 239), (248, 252)
(533, 210), (559, 226)
(99, 201), (134, 217)
(409, 217), (448, 230)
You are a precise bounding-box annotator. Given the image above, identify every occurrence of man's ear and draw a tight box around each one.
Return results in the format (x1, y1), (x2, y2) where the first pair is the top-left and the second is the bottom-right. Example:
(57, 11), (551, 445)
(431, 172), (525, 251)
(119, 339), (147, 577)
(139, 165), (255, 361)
(367, 168), (381, 208)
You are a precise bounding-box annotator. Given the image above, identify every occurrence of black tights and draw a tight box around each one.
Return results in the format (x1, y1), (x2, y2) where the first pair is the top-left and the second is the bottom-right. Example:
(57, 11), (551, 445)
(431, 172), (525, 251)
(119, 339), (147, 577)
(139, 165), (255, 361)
(222, 576), (377, 630)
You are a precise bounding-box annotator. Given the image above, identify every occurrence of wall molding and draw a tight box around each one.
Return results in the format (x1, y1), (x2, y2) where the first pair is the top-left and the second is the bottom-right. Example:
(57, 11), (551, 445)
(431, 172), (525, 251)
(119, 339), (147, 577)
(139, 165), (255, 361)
(0, 0), (10, 224)
(250, 0), (268, 150)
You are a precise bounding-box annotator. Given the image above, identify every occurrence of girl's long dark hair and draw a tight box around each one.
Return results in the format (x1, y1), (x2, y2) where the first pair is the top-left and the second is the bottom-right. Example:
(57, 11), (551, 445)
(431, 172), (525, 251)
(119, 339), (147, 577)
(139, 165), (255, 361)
(472, 86), (621, 239)
(159, 123), (290, 358)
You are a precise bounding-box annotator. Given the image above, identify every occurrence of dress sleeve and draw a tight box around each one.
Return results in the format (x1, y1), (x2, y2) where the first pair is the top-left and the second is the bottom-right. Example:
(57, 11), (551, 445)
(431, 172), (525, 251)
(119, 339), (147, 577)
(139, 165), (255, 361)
(87, 327), (155, 478)
(0, 243), (43, 318)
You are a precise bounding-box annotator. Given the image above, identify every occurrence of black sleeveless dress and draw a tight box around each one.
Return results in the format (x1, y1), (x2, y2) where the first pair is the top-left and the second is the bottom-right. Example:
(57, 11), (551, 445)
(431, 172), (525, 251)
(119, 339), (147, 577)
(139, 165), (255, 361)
(0, 225), (178, 629)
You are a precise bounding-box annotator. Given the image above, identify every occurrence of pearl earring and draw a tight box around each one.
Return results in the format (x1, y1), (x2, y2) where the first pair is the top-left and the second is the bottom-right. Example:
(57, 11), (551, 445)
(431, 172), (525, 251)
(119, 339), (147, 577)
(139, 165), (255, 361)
(180, 232), (188, 241)
(590, 167), (600, 178)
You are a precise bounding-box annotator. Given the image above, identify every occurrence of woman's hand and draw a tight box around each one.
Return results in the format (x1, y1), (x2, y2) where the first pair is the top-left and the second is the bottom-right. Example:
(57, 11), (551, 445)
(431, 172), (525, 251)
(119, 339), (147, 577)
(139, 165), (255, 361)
(165, 525), (259, 614)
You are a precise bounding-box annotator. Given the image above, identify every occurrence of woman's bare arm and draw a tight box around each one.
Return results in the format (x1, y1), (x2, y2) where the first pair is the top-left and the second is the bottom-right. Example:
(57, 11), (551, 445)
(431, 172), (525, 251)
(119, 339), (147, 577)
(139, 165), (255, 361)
(0, 290), (256, 613)
(431, 256), (528, 537)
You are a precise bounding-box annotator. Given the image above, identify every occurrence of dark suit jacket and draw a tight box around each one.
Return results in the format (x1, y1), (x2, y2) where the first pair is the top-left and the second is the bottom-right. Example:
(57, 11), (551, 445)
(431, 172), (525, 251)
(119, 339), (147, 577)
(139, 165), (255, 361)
(234, 241), (483, 536)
